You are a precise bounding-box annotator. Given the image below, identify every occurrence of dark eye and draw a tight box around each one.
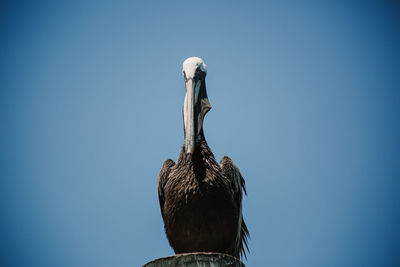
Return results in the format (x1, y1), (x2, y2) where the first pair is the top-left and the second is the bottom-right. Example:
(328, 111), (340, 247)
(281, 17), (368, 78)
(196, 67), (201, 73)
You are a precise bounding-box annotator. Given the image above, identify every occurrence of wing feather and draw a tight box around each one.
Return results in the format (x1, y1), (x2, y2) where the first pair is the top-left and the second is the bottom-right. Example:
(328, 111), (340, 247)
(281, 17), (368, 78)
(220, 156), (249, 259)
(158, 159), (175, 217)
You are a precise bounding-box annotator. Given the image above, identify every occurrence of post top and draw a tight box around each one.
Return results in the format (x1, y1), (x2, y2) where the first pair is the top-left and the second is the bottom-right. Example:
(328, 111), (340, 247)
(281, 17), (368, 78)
(143, 252), (245, 267)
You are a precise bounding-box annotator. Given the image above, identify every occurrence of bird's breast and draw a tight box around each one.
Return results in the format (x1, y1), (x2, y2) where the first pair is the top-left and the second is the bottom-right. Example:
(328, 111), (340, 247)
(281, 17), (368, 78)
(163, 165), (237, 229)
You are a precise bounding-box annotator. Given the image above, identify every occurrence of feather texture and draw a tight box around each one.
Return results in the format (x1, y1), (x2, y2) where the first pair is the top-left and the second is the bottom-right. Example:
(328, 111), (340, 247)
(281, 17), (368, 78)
(158, 138), (249, 259)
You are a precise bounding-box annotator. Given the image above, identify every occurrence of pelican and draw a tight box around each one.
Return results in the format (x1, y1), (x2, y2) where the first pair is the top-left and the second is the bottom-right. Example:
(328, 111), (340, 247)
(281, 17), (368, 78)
(158, 57), (249, 259)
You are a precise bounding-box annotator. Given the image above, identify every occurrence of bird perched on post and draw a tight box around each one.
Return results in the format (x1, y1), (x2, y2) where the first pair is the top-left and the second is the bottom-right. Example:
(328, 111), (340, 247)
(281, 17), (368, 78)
(157, 57), (249, 260)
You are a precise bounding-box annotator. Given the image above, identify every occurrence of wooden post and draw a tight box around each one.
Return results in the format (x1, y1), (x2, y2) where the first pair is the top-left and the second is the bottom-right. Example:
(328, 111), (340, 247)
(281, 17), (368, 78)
(143, 252), (245, 267)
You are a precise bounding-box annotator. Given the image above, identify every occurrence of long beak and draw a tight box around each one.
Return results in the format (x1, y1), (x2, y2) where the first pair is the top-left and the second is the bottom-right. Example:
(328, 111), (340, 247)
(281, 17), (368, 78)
(183, 78), (211, 154)
(183, 79), (197, 154)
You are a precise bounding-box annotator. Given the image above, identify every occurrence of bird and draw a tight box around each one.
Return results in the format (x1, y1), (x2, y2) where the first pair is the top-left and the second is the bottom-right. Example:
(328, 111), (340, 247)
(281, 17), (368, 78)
(157, 57), (249, 260)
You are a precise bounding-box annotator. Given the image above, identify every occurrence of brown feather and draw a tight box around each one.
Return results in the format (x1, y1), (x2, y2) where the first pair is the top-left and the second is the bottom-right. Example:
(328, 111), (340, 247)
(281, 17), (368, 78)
(158, 138), (249, 259)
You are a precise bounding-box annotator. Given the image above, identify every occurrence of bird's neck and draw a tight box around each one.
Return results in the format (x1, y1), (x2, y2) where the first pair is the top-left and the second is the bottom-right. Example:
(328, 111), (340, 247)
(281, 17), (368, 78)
(178, 133), (215, 166)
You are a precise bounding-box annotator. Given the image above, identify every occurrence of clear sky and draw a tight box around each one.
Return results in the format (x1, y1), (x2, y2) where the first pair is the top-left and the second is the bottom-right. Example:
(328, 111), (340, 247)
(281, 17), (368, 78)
(1, 1), (399, 266)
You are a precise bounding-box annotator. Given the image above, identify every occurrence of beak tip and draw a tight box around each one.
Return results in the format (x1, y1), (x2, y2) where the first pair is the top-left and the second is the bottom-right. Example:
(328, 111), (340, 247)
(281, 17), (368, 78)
(185, 146), (195, 155)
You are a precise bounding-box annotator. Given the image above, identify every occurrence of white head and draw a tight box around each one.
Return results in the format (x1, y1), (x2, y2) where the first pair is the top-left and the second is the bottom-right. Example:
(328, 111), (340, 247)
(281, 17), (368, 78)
(181, 57), (211, 154)
(182, 57), (207, 81)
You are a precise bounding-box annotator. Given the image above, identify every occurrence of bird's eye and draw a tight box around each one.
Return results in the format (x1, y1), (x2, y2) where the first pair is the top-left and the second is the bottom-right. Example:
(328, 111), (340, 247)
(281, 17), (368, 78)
(196, 67), (201, 73)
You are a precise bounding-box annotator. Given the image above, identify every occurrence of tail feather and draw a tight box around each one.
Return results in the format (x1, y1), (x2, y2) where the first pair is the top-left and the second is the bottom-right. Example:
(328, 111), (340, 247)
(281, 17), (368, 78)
(239, 219), (250, 260)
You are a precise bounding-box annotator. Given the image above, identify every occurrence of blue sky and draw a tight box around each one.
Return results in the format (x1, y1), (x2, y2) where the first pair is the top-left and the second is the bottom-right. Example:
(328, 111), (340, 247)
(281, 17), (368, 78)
(1, 1), (399, 266)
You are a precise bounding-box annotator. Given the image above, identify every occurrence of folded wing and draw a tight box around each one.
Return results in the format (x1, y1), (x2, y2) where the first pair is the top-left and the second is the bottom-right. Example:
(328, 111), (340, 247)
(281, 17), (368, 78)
(220, 156), (249, 259)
